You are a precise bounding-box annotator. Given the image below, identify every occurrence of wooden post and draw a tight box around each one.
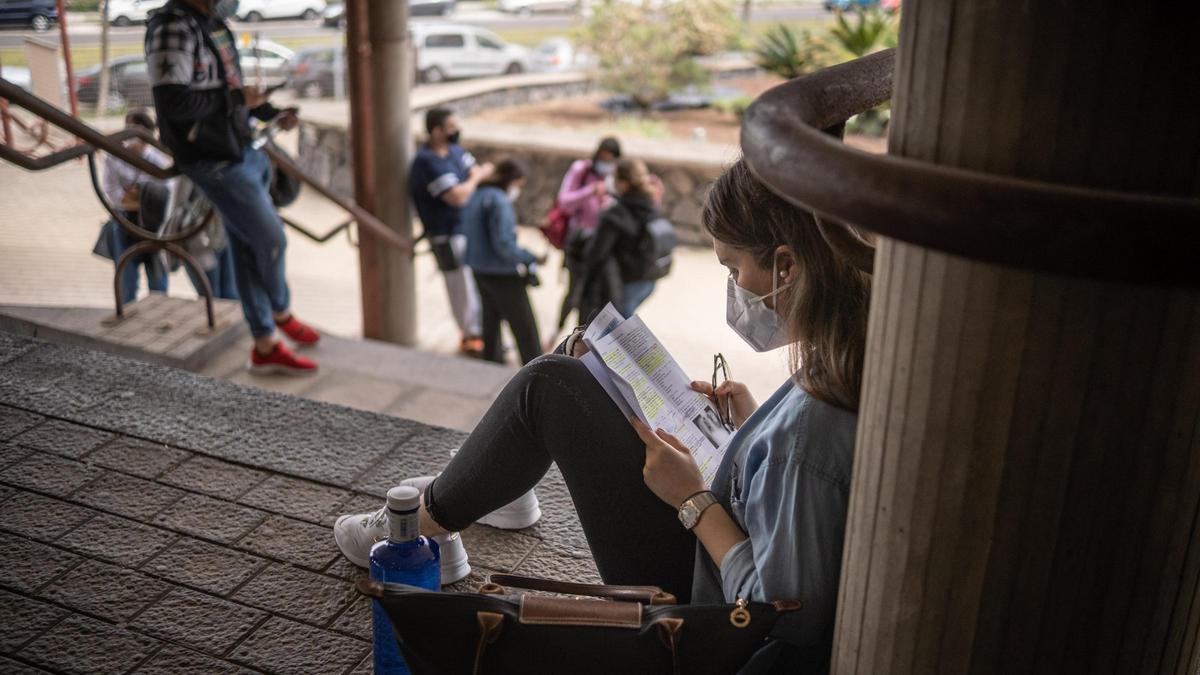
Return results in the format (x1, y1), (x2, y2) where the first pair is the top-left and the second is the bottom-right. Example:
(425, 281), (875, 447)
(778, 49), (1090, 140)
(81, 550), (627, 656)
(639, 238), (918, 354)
(833, 2), (1200, 674)
(345, 0), (416, 344)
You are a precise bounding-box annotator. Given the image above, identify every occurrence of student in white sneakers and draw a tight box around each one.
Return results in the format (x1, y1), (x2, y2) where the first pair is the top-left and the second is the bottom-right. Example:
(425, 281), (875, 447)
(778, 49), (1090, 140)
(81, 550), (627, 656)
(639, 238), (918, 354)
(334, 158), (874, 673)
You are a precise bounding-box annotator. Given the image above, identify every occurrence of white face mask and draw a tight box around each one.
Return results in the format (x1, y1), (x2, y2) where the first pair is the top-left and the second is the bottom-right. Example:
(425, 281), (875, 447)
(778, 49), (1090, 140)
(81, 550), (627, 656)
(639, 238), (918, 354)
(507, 186), (522, 202)
(726, 261), (791, 352)
(593, 160), (614, 176)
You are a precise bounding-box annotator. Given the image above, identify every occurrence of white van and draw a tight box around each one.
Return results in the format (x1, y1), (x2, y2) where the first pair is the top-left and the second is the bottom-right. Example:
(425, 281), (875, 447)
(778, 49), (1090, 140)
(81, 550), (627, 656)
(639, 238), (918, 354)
(235, 0), (327, 22)
(106, 0), (167, 26)
(411, 23), (531, 84)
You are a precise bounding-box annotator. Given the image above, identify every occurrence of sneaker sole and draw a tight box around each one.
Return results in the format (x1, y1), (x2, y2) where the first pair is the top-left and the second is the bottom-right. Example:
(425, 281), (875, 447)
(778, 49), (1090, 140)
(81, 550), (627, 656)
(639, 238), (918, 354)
(441, 555), (472, 585)
(246, 362), (318, 376)
(333, 515), (370, 569)
(478, 504), (542, 530)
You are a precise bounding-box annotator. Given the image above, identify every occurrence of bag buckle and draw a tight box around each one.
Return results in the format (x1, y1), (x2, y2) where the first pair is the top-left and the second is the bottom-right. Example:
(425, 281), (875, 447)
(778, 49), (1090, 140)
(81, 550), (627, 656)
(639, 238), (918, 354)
(729, 597), (751, 628)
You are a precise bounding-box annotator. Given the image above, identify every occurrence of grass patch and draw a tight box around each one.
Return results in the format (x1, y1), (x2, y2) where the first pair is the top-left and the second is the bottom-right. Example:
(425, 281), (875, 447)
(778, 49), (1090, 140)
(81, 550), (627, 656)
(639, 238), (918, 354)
(1, 43), (143, 70)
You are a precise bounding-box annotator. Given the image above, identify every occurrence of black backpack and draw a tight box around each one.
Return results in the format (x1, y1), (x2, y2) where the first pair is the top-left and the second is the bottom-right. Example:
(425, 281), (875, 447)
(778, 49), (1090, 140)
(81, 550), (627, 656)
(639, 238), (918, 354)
(637, 216), (678, 281)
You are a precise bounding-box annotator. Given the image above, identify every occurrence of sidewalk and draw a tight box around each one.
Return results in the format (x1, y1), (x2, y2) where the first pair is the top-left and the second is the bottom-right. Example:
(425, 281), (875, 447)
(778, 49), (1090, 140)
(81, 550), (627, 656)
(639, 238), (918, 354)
(0, 154), (794, 403)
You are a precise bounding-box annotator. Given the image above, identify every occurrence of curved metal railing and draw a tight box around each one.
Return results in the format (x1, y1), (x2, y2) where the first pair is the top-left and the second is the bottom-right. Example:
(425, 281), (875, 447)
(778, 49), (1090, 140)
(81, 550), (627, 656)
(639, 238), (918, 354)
(0, 76), (413, 328)
(740, 48), (1200, 287)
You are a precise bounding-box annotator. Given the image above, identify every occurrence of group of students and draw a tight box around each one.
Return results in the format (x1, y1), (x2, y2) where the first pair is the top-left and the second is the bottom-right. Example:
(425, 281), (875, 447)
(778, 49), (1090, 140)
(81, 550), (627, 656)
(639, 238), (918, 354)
(410, 108), (672, 366)
(124, 3), (872, 671)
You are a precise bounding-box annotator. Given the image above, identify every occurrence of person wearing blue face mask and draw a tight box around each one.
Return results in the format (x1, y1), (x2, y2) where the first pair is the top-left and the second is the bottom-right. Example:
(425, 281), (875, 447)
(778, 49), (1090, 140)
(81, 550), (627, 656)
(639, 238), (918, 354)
(334, 158), (874, 674)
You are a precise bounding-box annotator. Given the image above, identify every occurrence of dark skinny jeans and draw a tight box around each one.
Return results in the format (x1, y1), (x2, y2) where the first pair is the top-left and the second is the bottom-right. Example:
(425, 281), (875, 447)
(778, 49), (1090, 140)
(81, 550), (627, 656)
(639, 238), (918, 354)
(424, 354), (696, 601)
(474, 272), (542, 366)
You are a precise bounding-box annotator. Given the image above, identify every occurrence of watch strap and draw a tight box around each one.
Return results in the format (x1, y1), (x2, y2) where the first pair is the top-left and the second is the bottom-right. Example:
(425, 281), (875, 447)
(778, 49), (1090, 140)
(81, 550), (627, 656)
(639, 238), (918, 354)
(679, 491), (719, 530)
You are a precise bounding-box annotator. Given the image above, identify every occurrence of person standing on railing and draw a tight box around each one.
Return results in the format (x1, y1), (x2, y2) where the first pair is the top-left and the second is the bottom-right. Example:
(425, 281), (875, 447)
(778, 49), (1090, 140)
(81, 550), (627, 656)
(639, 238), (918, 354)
(97, 109), (171, 304)
(409, 107), (494, 358)
(145, 0), (320, 375)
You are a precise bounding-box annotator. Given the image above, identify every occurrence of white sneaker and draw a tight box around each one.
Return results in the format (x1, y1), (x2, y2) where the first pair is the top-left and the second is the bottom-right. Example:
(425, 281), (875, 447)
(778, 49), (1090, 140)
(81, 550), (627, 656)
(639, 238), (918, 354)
(400, 475), (542, 530)
(332, 504), (472, 584)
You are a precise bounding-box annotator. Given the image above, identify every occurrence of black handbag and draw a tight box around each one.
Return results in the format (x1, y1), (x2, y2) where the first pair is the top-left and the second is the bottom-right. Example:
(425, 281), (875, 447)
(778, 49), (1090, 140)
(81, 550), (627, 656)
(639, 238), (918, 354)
(359, 573), (801, 675)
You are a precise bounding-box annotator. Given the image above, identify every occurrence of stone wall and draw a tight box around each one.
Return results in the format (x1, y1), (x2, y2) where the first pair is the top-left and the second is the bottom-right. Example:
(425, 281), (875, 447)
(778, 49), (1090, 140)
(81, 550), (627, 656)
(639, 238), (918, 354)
(295, 69), (744, 246)
(469, 140), (719, 247)
(298, 122), (722, 246)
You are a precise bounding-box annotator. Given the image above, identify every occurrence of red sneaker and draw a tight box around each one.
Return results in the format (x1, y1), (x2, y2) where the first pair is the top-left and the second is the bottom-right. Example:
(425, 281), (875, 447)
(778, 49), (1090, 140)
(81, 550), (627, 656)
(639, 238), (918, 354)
(276, 315), (320, 346)
(248, 342), (318, 375)
(459, 336), (484, 358)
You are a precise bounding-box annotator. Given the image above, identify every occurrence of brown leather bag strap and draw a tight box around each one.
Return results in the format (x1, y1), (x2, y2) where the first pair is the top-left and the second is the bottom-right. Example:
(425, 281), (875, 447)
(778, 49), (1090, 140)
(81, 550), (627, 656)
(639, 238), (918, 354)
(486, 573), (677, 605)
(519, 596), (643, 628)
(473, 611), (504, 675)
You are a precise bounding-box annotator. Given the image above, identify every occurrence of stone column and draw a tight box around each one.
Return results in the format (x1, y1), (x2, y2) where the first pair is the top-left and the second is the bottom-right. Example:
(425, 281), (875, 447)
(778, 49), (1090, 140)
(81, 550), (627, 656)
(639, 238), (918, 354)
(833, 2), (1200, 674)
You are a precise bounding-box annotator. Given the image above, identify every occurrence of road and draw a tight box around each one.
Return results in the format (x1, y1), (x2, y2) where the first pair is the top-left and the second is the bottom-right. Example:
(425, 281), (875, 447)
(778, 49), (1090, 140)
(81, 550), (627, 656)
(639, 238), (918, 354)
(0, 2), (828, 49)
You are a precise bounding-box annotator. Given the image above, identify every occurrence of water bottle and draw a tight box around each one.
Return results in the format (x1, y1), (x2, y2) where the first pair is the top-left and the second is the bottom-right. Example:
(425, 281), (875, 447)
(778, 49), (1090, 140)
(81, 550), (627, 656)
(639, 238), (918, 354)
(371, 485), (441, 675)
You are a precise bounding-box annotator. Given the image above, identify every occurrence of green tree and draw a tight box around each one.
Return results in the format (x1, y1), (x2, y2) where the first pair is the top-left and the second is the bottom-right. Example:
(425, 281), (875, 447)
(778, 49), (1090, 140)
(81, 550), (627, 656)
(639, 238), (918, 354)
(578, 0), (737, 109)
(753, 24), (824, 80)
(827, 7), (897, 60)
(825, 7), (898, 137)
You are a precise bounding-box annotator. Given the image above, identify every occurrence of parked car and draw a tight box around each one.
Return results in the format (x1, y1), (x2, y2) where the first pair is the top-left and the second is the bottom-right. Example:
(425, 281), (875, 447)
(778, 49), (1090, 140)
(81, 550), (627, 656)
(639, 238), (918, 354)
(1, 65), (31, 91)
(410, 0), (455, 16)
(322, 2), (344, 27)
(320, 0), (449, 28)
(498, 0), (578, 16)
(532, 37), (591, 73)
(237, 36), (295, 89)
(234, 0), (327, 22)
(75, 55), (153, 108)
(822, 0), (880, 10)
(289, 45), (344, 98)
(106, 0), (167, 26)
(410, 23), (530, 84)
(0, 0), (58, 32)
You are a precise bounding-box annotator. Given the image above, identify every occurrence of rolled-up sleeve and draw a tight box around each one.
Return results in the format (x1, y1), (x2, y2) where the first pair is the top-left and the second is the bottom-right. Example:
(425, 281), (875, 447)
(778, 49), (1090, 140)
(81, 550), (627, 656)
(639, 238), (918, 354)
(719, 458), (849, 647)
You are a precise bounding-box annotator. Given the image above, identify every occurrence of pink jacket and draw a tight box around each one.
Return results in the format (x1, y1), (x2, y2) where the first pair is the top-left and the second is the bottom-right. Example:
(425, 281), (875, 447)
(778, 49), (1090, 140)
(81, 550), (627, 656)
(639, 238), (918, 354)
(557, 159), (610, 233)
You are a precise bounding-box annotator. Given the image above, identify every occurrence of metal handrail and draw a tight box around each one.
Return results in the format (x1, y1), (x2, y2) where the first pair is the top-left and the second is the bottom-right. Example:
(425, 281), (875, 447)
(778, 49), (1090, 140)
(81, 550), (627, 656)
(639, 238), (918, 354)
(0, 77), (178, 179)
(0, 76), (412, 254)
(740, 48), (1200, 287)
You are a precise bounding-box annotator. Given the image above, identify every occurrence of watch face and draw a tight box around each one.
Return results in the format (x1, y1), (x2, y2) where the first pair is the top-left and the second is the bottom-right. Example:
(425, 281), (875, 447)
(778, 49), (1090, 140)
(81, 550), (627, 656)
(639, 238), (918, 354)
(679, 502), (698, 529)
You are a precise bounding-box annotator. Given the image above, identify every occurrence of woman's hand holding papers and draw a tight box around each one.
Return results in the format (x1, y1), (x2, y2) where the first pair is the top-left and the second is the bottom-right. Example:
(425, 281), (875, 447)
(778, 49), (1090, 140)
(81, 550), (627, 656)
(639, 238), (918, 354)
(630, 417), (748, 566)
(690, 380), (757, 429)
(630, 417), (706, 509)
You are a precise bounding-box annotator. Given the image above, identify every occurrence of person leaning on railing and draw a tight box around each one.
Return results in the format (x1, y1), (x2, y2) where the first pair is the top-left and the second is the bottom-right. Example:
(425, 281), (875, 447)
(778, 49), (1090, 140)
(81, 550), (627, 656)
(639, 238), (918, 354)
(145, 0), (320, 375)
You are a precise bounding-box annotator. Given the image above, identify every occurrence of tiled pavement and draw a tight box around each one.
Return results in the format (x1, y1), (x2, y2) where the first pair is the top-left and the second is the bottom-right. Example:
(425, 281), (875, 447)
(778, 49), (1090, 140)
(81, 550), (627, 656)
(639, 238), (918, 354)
(0, 330), (599, 674)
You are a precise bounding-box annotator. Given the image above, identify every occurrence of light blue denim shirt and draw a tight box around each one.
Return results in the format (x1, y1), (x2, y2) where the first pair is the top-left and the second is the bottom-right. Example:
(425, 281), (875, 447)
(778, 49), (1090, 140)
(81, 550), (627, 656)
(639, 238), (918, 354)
(691, 378), (857, 670)
(462, 185), (537, 275)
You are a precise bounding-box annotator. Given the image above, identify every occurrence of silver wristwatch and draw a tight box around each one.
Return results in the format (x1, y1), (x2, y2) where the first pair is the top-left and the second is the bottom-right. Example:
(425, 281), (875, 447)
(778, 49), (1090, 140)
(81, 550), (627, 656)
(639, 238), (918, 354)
(678, 491), (718, 530)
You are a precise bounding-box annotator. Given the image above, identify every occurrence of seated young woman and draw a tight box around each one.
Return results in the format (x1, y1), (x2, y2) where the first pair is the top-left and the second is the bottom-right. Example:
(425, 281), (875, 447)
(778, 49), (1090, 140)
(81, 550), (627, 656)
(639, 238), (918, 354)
(334, 158), (873, 672)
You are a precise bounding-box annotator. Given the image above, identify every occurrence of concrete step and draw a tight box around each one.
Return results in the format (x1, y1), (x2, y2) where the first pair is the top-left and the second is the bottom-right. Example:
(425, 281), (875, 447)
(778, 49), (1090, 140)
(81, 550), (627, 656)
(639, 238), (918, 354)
(0, 294), (243, 371)
(0, 297), (517, 432)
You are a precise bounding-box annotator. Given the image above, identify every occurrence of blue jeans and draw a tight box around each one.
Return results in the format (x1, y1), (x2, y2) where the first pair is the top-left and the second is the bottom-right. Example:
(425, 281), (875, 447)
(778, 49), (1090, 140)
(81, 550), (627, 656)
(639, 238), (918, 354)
(185, 245), (240, 301)
(110, 215), (168, 304)
(621, 280), (656, 318)
(183, 147), (290, 337)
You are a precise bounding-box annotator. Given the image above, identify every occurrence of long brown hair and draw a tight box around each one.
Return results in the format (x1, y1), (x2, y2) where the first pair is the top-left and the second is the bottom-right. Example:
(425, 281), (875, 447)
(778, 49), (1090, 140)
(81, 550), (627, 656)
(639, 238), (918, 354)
(702, 159), (873, 411)
(614, 158), (653, 198)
